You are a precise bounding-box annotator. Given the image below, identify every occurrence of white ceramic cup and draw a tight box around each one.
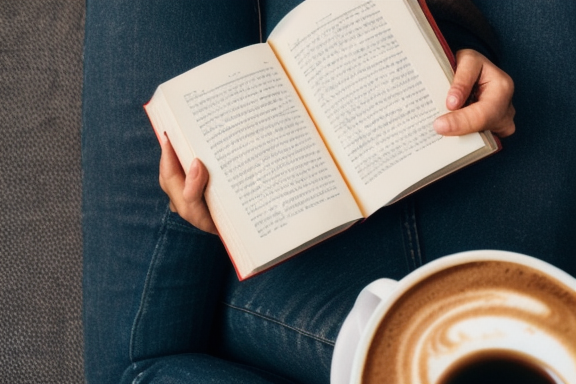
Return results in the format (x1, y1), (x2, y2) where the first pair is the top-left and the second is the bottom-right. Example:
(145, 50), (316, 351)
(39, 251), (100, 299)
(331, 250), (576, 384)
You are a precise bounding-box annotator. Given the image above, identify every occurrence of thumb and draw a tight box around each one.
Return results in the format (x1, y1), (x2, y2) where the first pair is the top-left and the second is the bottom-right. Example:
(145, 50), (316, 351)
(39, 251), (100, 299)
(182, 158), (218, 235)
(445, 49), (483, 111)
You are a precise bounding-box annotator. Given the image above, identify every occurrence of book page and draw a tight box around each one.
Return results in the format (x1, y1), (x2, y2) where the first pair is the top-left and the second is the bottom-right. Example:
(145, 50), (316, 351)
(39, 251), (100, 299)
(268, 0), (488, 216)
(156, 43), (361, 275)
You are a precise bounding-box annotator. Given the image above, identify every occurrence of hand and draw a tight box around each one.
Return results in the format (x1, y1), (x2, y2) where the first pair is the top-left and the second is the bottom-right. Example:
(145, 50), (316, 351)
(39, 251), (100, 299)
(433, 49), (516, 138)
(159, 134), (218, 235)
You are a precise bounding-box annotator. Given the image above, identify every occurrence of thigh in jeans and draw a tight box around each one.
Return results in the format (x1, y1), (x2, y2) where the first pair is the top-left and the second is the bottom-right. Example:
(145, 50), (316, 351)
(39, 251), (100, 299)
(82, 1), (260, 383)
(216, 204), (412, 384)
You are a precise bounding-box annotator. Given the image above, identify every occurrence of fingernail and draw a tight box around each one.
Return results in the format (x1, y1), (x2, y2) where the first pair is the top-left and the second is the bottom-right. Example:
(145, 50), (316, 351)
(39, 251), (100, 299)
(189, 159), (200, 179)
(161, 132), (168, 144)
(447, 95), (459, 109)
(434, 118), (449, 134)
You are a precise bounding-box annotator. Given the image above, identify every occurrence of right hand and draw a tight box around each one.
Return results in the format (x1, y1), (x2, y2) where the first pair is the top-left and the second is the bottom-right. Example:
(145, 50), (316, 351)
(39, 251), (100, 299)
(433, 49), (516, 138)
(159, 134), (218, 235)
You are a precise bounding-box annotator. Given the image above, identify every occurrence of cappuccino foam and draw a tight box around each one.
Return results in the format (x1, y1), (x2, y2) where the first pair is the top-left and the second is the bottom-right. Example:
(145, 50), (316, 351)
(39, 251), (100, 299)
(361, 261), (576, 384)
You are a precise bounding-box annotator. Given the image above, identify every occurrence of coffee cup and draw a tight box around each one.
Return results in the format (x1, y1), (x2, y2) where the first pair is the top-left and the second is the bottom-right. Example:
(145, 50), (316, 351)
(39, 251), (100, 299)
(331, 250), (576, 384)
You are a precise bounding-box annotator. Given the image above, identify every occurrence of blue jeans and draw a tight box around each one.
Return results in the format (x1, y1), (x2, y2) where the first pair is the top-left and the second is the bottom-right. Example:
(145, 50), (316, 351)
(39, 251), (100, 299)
(82, 1), (576, 383)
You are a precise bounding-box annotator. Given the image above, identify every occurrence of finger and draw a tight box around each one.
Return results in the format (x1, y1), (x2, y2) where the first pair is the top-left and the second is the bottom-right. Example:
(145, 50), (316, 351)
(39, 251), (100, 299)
(434, 101), (489, 136)
(437, 68), (515, 137)
(500, 104), (516, 137)
(181, 159), (218, 234)
(471, 65), (516, 137)
(446, 50), (483, 110)
(434, 97), (515, 137)
(159, 134), (186, 210)
(159, 136), (218, 234)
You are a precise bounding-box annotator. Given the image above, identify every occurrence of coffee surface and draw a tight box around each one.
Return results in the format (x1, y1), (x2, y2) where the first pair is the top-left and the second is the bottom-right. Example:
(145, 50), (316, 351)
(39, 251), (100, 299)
(361, 261), (576, 384)
(438, 350), (558, 384)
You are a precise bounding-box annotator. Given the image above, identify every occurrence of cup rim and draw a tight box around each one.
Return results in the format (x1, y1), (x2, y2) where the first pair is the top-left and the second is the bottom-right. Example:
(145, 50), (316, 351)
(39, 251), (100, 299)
(350, 249), (576, 384)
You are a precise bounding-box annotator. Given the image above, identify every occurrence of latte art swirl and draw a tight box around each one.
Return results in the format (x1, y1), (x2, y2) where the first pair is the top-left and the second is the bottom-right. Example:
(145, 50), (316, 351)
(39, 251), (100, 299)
(408, 289), (571, 383)
(362, 261), (576, 384)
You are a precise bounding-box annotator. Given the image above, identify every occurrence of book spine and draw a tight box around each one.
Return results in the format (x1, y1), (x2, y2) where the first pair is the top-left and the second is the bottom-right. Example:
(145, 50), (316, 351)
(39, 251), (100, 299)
(144, 101), (164, 144)
(417, 0), (456, 70)
(418, 0), (502, 151)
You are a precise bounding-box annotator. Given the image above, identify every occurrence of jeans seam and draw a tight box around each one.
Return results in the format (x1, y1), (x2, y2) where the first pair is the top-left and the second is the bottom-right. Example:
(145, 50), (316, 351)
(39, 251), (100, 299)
(128, 208), (172, 363)
(222, 302), (336, 347)
(401, 198), (423, 271)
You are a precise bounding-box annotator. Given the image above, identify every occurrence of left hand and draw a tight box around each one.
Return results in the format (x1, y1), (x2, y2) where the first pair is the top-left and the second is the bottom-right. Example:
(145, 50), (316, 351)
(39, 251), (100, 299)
(433, 49), (516, 138)
(159, 134), (218, 235)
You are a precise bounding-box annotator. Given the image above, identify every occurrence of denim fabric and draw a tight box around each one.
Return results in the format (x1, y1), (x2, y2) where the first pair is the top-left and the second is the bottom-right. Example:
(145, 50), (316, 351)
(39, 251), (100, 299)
(83, 1), (576, 383)
(82, 1), (260, 383)
(121, 354), (296, 384)
(416, 0), (576, 273)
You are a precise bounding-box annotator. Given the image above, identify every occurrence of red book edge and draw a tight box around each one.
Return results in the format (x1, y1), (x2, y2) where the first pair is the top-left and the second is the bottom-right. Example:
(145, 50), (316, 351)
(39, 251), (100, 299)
(143, 101), (251, 279)
(417, 0), (501, 151)
(417, 0), (456, 70)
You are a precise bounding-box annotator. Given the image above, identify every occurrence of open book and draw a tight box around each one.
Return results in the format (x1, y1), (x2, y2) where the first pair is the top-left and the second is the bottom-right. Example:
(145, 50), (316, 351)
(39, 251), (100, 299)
(145, 0), (500, 280)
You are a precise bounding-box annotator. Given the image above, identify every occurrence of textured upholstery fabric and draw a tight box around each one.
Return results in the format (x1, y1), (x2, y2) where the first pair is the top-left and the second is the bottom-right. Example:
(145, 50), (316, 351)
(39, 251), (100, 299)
(0, 1), (85, 382)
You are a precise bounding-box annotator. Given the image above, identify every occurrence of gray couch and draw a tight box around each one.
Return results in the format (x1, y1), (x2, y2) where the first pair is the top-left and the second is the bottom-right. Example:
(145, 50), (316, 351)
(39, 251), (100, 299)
(0, 2), (85, 383)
